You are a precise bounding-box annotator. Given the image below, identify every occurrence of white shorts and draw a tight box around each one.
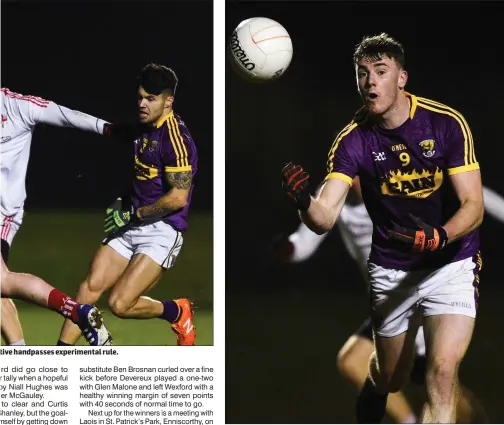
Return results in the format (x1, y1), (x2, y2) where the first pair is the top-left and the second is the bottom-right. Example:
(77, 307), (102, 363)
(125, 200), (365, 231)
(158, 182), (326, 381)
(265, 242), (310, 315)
(0, 209), (24, 246)
(104, 221), (183, 269)
(369, 256), (480, 338)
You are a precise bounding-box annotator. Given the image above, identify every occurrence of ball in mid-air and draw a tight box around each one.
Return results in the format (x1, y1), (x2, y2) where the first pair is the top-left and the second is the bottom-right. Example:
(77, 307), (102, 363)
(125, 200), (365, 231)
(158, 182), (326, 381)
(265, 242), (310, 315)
(228, 17), (293, 82)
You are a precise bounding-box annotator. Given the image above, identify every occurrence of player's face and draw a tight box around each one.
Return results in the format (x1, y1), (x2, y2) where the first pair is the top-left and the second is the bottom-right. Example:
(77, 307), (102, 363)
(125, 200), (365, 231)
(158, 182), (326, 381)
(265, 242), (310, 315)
(356, 55), (407, 116)
(138, 87), (173, 125)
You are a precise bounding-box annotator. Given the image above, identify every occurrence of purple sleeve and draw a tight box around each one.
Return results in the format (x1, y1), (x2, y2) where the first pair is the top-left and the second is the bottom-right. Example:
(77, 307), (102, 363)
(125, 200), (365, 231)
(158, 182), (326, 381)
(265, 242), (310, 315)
(325, 122), (362, 185)
(163, 117), (194, 173)
(444, 113), (479, 175)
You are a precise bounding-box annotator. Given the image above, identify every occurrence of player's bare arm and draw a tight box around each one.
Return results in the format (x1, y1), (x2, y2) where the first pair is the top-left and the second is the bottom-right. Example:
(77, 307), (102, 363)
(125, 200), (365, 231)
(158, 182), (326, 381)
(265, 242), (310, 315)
(301, 177), (350, 234)
(136, 171), (191, 220)
(443, 170), (484, 244)
(352, 176), (363, 201)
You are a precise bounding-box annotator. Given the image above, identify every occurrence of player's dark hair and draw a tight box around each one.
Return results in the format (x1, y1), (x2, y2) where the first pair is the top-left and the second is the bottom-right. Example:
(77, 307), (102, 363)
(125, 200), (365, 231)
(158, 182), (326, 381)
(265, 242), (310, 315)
(138, 63), (178, 96)
(353, 33), (405, 68)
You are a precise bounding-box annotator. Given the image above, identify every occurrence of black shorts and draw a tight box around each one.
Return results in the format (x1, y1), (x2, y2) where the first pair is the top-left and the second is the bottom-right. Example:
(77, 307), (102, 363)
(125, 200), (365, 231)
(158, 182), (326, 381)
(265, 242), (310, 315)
(356, 317), (427, 386)
(1, 238), (9, 264)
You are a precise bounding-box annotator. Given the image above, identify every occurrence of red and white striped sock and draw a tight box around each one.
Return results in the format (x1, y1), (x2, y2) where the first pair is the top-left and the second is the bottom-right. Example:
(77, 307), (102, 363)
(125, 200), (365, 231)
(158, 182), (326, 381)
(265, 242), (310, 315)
(48, 289), (80, 323)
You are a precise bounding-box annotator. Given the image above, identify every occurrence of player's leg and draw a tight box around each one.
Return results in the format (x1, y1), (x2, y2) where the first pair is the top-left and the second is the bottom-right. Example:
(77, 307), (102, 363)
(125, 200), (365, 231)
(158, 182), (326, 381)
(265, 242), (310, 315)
(106, 222), (194, 345)
(418, 255), (481, 423)
(107, 253), (165, 318)
(1, 257), (111, 345)
(337, 319), (417, 423)
(409, 325), (488, 424)
(107, 254), (194, 345)
(1, 222), (25, 346)
(356, 264), (425, 423)
(1, 299), (25, 345)
(420, 314), (474, 423)
(57, 244), (129, 345)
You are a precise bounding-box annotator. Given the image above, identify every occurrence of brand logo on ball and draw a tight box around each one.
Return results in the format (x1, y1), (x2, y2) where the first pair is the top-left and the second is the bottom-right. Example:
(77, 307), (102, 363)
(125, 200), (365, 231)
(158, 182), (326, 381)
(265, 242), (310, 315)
(273, 69), (284, 78)
(229, 31), (256, 71)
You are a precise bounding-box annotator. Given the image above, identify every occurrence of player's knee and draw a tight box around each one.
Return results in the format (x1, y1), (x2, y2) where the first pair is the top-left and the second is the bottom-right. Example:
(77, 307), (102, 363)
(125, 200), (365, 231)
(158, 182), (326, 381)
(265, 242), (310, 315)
(426, 358), (458, 391)
(0, 271), (13, 296)
(108, 295), (133, 318)
(337, 340), (362, 377)
(79, 276), (107, 302)
(371, 358), (407, 393)
(336, 346), (353, 376)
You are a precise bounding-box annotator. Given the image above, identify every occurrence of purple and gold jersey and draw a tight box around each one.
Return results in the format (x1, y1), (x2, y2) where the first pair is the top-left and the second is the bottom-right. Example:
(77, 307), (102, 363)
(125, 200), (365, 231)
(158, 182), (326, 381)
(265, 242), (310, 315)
(326, 93), (479, 271)
(131, 110), (197, 232)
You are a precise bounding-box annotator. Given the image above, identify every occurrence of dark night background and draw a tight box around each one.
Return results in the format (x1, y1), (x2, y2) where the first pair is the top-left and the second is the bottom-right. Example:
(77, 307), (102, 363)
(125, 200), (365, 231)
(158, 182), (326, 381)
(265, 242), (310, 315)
(226, 1), (504, 423)
(2, 0), (213, 212)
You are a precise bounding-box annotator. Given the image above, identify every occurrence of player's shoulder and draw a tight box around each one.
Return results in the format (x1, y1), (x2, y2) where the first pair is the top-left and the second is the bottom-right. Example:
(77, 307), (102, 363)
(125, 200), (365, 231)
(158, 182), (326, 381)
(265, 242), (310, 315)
(332, 107), (368, 144)
(1, 87), (50, 106)
(159, 111), (196, 153)
(414, 94), (469, 128)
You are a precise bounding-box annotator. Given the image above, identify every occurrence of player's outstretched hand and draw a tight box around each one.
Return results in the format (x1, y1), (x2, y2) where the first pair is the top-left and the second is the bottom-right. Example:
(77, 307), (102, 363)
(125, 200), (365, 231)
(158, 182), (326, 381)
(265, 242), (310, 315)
(387, 213), (448, 252)
(281, 162), (311, 211)
(104, 198), (138, 235)
(103, 123), (127, 138)
(103, 123), (146, 140)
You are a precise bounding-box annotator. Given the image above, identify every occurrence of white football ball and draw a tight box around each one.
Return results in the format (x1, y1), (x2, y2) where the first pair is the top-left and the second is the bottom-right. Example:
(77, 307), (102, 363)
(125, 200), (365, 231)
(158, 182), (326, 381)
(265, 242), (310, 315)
(228, 17), (293, 82)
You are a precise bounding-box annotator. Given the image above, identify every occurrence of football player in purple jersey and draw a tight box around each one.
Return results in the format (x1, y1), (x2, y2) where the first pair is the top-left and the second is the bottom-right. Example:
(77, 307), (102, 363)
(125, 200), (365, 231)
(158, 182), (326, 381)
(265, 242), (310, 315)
(282, 34), (484, 423)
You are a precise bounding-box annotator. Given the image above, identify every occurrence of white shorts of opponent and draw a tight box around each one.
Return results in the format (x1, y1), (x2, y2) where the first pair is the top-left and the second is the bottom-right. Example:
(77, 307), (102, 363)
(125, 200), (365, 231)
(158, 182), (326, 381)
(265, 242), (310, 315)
(369, 256), (480, 339)
(0, 208), (24, 246)
(338, 203), (373, 278)
(104, 221), (183, 270)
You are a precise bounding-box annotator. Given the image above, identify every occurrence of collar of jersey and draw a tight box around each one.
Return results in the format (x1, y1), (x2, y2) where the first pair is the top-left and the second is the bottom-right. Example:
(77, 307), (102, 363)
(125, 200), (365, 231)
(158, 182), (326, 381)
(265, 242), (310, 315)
(155, 110), (174, 128)
(403, 91), (418, 120)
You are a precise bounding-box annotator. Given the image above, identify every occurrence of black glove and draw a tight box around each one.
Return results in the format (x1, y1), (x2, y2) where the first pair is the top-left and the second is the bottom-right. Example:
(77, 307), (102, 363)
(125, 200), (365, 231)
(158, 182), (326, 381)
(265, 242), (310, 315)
(103, 123), (146, 140)
(104, 197), (139, 235)
(387, 214), (448, 252)
(103, 123), (124, 138)
(281, 162), (311, 211)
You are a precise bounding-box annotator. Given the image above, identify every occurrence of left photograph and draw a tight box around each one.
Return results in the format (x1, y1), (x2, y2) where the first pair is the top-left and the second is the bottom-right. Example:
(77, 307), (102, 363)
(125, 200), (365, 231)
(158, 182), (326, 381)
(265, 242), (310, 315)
(0, 0), (213, 346)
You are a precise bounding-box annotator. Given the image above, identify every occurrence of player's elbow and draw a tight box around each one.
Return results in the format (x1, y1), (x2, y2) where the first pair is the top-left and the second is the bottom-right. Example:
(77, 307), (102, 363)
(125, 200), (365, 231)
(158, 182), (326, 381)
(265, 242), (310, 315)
(168, 194), (188, 210)
(475, 204), (484, 228)
(312, 225), (330, 235)
(301, 215), (332, 235)
(465, 197), (484, 228)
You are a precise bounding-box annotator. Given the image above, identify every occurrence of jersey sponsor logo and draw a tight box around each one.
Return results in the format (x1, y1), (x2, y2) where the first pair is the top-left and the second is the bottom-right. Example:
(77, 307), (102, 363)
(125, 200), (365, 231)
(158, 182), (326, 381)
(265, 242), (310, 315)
(418, 139), (436, 158)
(134, 155), (158, 180)
(229, 31), (256, 71)
(380, 167), (443, 198)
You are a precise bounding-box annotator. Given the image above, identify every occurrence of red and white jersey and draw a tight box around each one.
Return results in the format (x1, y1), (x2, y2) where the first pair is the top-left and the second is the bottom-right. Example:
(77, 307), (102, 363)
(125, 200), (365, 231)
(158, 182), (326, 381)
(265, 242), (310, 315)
(0, 88), (107, 218)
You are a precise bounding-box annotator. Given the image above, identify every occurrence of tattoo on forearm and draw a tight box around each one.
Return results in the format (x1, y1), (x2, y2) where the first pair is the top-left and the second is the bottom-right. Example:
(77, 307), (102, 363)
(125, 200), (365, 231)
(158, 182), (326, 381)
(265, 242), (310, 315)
(143, 204), (167, 217)
(166, 171), (192, 189)
(138, 201), (178, 220)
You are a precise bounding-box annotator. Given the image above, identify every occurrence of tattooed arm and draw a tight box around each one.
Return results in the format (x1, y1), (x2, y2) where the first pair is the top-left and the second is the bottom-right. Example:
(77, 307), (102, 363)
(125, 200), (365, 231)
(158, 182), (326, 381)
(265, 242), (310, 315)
(136, 171), (192, 220)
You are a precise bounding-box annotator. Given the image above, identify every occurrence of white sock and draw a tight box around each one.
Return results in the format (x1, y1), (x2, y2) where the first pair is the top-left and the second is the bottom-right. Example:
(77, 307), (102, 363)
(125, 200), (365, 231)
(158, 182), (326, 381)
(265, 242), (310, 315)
(9, 339), (25, 346)
(402, 414), (417, 424)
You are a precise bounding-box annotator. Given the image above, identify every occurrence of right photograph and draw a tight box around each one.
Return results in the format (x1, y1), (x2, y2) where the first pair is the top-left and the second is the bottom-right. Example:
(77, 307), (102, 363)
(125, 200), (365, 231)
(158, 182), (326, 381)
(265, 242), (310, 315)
(226, 1), (504, 424)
